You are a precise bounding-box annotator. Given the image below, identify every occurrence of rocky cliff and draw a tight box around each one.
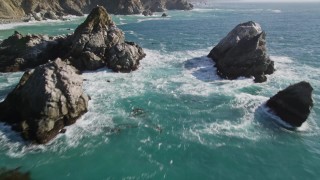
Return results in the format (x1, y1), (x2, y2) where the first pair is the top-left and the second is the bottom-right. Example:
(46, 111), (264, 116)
(0, 0), (193, 20)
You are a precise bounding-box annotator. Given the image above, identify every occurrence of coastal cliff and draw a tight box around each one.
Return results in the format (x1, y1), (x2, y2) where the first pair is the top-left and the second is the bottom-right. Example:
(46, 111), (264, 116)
(0, 0), (193, 21)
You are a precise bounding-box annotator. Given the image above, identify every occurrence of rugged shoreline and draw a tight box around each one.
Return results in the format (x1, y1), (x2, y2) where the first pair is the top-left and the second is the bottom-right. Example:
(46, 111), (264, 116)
(0, 0), (193, 23)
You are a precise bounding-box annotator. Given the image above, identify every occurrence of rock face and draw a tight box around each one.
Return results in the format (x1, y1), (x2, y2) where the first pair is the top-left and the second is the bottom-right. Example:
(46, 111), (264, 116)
(0, 31), (69, 72)
(0, 0), (25, 19)
(0, 59), (89, 144)
(266, 81), (314, 127)
(208, 21), (275, 83)
(69, 6), (145, 72)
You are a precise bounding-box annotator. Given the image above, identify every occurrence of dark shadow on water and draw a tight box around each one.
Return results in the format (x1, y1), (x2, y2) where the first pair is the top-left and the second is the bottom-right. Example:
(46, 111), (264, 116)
(0, 122), (27, 145)
(184, 56), (221, 82)
(254, 103), (296, 133)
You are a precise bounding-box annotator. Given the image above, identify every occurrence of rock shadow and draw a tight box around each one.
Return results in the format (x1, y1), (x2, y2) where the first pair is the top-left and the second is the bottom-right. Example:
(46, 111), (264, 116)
(254, 103), (296, 132)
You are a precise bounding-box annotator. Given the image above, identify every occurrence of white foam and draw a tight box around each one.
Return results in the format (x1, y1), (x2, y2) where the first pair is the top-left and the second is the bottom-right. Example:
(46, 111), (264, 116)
(137, 17), (170, 23)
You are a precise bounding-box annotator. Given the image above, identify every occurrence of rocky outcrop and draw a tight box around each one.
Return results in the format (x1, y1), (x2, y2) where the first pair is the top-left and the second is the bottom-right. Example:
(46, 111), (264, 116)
(0, 6), (145, 72)
(0, 58), (89, 144)
(208, 21), (275, 83)
(69, 6), (145, 72)
(266, 81), (314, 127)
(0, 31), (69, 72)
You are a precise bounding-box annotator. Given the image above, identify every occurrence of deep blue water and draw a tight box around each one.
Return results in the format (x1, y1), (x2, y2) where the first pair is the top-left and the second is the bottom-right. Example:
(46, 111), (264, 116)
(0, 3), (320, 180)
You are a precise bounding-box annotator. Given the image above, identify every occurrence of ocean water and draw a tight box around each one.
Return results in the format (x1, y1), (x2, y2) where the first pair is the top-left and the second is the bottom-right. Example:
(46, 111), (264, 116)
(1, 2), (320, 180)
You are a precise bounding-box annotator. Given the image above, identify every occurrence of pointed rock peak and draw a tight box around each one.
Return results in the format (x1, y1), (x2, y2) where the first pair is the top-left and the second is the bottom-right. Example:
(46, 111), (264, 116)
(75, 6), (114, 33)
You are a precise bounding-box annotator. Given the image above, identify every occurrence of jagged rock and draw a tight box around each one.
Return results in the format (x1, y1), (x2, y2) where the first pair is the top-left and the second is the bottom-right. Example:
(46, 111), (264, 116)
(208, 21), (275, 83)
(70, 6), (145, 72)
(0, 58), (89, 144)
(142, 9), (153, 16)
(266, 81), (313, 127)
(0, 31), (65, 72)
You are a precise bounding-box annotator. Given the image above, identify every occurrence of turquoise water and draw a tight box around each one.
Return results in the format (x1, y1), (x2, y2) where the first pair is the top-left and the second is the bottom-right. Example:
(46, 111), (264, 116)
(1, 3), (320, 179)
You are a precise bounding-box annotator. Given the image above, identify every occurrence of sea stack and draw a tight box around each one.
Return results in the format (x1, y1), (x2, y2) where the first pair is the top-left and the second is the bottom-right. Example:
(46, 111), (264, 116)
(266, 81), (314, 127)
(69, 6), (146, 72)
(0, 59), (89, 144)
(208, 21), (275, 83)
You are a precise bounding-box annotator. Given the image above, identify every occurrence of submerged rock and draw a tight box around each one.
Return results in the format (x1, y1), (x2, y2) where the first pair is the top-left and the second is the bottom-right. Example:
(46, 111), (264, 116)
(70, 6), (145, 72)
(266, 81), (313, 127)
(208, 21), (275, 83)
(0, 167), (30, 180)
(161, 13), (168, 17)
(0, 58), (89, 144)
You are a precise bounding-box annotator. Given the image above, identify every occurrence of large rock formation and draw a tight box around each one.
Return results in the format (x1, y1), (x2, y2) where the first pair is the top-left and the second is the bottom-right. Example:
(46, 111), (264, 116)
(266, 81), (314, 128)
(0, 31), (69, 72)
(69, 6), (146, 72)
(208, 21), (275, 83)
(0, 6), (145, 72)
(0, 0), (193, 20)
(0, 59), (89, 144)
